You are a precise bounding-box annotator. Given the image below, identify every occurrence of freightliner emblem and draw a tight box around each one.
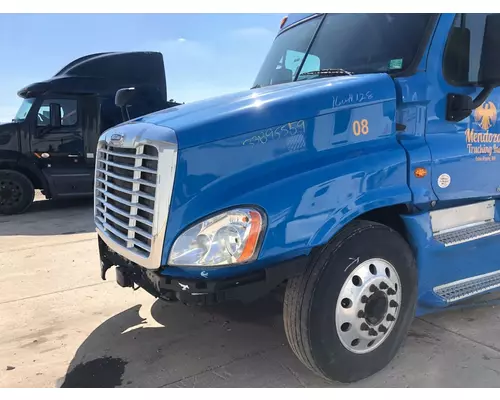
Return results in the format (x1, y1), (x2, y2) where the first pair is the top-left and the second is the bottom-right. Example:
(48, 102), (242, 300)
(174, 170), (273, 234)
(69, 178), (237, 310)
(109, 133), (125, 147)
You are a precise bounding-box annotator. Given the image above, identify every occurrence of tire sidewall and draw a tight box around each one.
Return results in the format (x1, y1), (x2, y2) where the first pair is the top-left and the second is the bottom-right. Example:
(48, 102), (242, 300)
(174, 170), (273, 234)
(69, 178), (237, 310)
(307, 223), (417, 383)
(0, 170), (35, 215)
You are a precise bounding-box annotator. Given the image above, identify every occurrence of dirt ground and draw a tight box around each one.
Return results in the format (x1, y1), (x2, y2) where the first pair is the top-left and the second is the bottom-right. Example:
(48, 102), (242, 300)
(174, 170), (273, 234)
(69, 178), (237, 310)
(1, 192), (500, 388)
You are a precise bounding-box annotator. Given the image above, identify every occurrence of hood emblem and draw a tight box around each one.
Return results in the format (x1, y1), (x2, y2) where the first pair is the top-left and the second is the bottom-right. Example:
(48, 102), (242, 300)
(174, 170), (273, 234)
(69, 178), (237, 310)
(109, 133), (125, 147)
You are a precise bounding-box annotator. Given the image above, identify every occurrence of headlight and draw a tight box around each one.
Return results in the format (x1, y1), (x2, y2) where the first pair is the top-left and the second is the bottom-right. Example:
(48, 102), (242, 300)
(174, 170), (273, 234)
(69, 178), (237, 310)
(168, 207), (265, 267)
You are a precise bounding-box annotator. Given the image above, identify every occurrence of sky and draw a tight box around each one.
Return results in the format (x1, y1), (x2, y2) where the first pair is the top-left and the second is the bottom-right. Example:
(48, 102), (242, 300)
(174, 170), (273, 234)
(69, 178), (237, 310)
(0, 13), (282, 122)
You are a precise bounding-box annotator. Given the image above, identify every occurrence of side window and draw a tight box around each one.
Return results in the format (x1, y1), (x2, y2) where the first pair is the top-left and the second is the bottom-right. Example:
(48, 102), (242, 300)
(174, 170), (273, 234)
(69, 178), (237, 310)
(37, 99), (78, 127)
(444, 13), (491, 85)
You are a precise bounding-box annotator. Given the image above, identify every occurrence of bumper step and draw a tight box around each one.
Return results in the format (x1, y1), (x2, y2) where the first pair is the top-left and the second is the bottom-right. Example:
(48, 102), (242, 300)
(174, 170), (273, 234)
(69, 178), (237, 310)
(434, 269), (500, 303)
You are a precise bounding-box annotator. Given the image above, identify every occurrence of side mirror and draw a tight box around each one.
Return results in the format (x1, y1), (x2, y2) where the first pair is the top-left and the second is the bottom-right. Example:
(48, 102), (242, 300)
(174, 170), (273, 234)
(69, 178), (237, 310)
(446, 14), (500, 122)
(115, 87), (137, 108)
(49, 103), (61, 128)
(115, 86), (167, 121)
(478, 14), (500, 86)
(115, 87), (137, 121)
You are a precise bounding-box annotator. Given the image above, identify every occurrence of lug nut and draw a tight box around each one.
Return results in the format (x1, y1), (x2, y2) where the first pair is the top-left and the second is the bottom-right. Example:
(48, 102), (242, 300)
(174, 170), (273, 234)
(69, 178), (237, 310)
(387, 288), (396, 295)
(390, 300), (399, 308)
(369, 284), (378, 293)
(360, 323), (369, 331)
(386, 314), (395, 322)
(369, 328), (378, 337)
(357, 310), (365, 318)
(378, 324), (388, 333)
(361, 295), (368, 303)
(379, 282), (389, 290)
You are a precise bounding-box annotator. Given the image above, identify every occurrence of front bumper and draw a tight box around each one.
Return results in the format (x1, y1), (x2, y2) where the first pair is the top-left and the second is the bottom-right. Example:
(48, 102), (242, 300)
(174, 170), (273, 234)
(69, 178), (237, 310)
(98, 237), (309, 305)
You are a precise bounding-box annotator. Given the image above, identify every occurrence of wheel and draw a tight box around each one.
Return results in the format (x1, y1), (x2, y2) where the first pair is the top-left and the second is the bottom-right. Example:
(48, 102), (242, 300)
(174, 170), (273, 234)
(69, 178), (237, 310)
(283, 220), (417, 383)
(0, 170), (35, 215)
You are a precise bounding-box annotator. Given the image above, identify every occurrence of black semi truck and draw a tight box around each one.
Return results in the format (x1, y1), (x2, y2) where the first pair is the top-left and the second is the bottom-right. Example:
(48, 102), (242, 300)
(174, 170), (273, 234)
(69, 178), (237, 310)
(0, 51), (179, 215)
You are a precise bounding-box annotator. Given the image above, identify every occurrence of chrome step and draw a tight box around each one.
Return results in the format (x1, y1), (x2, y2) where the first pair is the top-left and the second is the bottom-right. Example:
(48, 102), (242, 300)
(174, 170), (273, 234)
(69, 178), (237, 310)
(430, 200), (500, 247)
(434, 270), (500, 303)
(434, 221), (500, 247)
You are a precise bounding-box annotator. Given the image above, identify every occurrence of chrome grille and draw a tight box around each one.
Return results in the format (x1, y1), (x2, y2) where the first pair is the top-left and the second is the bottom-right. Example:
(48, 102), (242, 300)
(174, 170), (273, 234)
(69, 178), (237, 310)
(95, 143), (159, 257)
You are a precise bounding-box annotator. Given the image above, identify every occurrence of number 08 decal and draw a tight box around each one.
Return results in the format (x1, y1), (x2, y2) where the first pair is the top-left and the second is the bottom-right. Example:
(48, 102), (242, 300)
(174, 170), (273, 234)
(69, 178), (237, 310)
(352, 119), (369, 136)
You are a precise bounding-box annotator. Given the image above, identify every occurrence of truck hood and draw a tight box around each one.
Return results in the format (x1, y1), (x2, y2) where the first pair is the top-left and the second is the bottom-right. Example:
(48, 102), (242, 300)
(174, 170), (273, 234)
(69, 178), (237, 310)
(137, 73), (396, 149)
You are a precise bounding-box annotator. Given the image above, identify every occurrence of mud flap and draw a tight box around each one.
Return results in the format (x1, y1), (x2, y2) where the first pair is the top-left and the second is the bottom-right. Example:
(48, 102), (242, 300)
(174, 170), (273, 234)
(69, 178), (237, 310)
(100, 260), (113, 281)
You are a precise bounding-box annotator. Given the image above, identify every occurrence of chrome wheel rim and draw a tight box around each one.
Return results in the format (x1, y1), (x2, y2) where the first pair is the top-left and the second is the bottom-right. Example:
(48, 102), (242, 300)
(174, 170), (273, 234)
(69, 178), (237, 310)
(335, 258), (402, 354)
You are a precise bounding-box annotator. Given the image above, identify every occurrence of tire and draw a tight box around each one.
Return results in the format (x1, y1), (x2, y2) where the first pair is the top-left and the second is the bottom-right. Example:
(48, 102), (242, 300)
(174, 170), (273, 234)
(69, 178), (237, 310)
(0, 170), (35, 215)
(283, 220), (417, 383)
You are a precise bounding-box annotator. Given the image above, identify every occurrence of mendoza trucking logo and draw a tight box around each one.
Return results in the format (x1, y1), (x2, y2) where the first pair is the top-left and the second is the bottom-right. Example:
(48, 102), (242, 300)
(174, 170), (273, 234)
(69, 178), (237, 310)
(465, 101), (500, 162)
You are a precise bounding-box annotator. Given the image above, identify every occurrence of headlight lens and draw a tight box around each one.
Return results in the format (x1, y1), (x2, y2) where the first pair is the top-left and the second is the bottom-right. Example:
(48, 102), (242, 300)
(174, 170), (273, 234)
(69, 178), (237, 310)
(168, 208), (264, 266)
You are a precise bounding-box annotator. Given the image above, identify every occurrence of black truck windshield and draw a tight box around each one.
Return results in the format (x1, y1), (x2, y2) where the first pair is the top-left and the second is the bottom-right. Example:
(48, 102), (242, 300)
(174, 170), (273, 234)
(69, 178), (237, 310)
(253, 13), (434, 88)
(14, 98), (35, 122)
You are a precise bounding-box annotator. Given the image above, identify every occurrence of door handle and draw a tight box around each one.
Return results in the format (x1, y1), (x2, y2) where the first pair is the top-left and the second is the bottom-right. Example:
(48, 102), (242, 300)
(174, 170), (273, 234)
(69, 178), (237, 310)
(68, 154), (79, 158)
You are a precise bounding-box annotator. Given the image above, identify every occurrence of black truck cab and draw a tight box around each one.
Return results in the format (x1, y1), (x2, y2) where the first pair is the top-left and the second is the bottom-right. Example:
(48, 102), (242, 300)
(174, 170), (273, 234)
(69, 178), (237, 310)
(0, 51), (175, 215)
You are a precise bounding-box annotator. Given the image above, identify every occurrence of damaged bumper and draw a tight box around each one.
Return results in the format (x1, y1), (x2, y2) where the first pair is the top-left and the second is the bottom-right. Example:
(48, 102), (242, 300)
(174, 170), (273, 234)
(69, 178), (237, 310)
(98, 237), (308, 305)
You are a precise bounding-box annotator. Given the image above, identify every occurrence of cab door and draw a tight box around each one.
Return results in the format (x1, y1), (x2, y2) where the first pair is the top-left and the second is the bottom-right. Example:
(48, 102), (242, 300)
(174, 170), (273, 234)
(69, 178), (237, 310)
(425, 13), (500, 202)
(30, 96), (94, 197)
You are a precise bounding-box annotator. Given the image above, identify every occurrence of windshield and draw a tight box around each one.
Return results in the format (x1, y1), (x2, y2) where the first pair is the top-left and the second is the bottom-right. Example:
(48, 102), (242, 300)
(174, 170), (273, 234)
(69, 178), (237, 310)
(253, 13), (434, 88)
(14, 98), (35, 122)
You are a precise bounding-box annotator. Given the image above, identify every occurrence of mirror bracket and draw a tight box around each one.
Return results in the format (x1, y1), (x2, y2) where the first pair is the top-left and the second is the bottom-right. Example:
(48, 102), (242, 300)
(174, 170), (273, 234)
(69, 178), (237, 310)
(446, 85), (494, 122)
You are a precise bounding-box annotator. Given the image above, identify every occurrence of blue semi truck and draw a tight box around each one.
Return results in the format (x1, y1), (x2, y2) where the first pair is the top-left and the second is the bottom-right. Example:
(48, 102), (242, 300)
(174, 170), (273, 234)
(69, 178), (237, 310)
(94, 13), (500, 382)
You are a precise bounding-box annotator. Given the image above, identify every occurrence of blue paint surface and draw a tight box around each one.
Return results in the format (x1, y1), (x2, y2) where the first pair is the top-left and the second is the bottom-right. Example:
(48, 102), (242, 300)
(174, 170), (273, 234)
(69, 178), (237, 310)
(133, 13), (500, 313)
(138, 73), (409, 279)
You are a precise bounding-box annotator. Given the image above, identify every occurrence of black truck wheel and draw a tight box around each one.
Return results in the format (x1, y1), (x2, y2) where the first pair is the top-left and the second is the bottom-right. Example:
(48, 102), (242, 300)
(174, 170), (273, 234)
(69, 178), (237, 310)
(0, 170), (35, 215)
(283, 220), (417, 383)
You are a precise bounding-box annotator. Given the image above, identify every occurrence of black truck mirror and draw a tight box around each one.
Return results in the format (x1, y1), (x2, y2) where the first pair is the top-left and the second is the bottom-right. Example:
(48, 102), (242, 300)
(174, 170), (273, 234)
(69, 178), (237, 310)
(115, 87), (137, 121)
(446, 14), (500, 123)
(115, 86), (167, 121)
(478, 14), (500, 87)
(49, 103), (61, 128)
(115, 87), (137, 108)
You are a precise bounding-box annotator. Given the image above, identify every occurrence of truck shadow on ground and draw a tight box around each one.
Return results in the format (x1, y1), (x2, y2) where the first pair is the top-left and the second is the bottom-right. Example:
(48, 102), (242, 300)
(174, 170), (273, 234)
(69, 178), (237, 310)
(59, 295), (335, 388)
(0, 197), (94, 236)
(57, 290), (500, 388)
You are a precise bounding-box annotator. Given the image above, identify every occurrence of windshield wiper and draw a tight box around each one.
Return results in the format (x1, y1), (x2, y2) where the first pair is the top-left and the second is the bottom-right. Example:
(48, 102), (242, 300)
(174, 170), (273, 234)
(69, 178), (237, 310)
(298, 68), (353, 78)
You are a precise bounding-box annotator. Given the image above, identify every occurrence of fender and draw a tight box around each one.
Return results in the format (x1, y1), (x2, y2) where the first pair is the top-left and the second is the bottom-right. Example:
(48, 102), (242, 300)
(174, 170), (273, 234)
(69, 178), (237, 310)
(0, 150), (51, 194)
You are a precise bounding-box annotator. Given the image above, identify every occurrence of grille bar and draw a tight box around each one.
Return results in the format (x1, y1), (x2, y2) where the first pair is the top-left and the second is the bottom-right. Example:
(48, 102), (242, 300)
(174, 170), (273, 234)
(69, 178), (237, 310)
(98, 158), (158, 175)
(97, 220), (152, 253)
(96, 168), (156, 188)
(96, 188), (154, 214)
(99, 148), (158, 161)
(96, 203), (153, 228)
(96, 213), (152, 240)
(96, 177), (155, 201)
